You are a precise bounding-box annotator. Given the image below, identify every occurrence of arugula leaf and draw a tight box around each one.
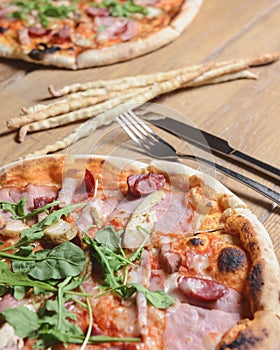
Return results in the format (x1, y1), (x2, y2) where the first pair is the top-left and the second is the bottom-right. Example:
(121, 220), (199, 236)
(0, 261), (57, 293)
(0, 198), (26, 219)
(94, 0), (149, 17)
(0, 283), (11, 297)
(10, 241), (86, 281)
(17, 200), (60, 221)
(95, 226), (122, 252)
(13, 285), (27, 300)
(84, 227), (174, 309)
(122, 283), (174, 309)
(1, 306), (40, 338)
(83, 228), (132, 291)
(1, 273), (140, 347)
(9, 0), (77, 27)
(1, 202), (85, 252)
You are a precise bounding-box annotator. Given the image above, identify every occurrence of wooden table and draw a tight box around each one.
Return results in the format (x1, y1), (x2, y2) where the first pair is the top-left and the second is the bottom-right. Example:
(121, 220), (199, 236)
(0, 0), (279, 261)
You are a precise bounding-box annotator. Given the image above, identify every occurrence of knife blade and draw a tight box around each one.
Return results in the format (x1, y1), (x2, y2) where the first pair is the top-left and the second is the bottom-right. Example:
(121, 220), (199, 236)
(147, 116), (280, 181)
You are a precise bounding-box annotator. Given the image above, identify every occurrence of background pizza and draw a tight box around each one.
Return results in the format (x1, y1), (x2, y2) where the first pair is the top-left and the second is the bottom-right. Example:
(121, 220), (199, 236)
(0, 155), (279, 349)
(0, 0), (203, 69)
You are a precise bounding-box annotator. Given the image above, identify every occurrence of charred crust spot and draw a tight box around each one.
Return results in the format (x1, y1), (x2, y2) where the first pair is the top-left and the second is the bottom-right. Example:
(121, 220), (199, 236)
(189, 237), (204, 246)
(0, 26), (7, 33)
(218, 247), (246, 273)
(28, 43), (61, 61)
(248, 263), (264, 296)
(220, 328), (269, 349)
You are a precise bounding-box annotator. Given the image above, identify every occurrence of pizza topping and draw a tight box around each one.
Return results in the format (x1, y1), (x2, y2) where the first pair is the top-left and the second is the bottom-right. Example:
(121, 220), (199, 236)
(218, 247), (247, 273)
(93, 0), (149, 18)
(0, 5), (19, 19)
(17, 28), (31, 46)
(123, 190), (166, 248)
(57, 169), (96, 207)
(127, 172), (166, 196)
(6, 0), (77, 28)
(177, 276), (229, 302)
(28, 26), (51, 37)
(83, 227), (174, 309)
(0, 322), (24, 349)
(159, 243), (182, 274)
(86, 6), (110, 17)
(154, 191), (193, 234)
(135, 0), (160, 6)
(94, 16), (138, 42)
(163, 303), (241, 350)
(43, 219), (78, 244)
(51, 25), (72, 44)
(1, 220), (29, 238)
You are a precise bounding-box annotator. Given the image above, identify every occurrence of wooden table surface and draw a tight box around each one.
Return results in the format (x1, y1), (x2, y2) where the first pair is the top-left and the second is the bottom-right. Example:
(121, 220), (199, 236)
(0, 0), (279, 261)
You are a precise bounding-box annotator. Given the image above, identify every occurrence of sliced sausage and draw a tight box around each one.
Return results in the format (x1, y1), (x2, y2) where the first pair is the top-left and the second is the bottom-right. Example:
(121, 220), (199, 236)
(127, 173), (166, 196)
(177, 276), (229, 302)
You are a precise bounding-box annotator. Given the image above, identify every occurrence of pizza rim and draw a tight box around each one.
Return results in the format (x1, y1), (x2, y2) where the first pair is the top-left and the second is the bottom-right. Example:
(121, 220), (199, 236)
(0, 0), (203, 69)
(0, 153), (279, 349)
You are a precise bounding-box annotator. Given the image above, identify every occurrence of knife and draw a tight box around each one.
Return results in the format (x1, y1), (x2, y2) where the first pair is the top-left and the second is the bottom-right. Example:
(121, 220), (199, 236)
(147, 116), (280, 182)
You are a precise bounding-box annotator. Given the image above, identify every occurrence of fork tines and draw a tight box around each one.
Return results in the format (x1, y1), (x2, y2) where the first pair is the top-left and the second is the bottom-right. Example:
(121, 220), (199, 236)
(116, 110), (156, 146)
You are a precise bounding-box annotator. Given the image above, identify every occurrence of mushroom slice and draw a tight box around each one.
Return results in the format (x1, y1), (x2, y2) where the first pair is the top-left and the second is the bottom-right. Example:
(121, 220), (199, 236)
(122, 190), (166, 249)
(43, 219), (78, 244)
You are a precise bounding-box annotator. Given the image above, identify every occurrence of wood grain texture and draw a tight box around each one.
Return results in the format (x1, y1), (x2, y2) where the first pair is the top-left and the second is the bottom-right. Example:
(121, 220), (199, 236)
(0, 0), (279, 261)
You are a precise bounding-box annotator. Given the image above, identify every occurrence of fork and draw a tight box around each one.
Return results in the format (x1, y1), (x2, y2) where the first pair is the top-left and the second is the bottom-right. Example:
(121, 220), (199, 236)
(116, 110), (280, 205)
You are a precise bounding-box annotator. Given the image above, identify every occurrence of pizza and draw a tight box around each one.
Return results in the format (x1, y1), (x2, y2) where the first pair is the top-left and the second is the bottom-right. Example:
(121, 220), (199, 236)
(0, 154), (279, 350)
(0, 0), (203, 69)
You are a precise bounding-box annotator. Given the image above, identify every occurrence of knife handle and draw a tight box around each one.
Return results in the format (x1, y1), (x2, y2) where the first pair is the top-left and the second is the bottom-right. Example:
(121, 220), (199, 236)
(178, 155), (280, 205)
(230, 150), (280, 181)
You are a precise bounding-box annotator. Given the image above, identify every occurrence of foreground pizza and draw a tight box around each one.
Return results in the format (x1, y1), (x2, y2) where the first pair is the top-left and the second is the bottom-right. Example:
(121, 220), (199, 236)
(0, 155), (279, 349)
(0, 0), (203, 69)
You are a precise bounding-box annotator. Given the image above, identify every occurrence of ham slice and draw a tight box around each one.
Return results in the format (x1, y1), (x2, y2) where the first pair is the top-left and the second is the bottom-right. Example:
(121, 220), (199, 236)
(95, 17), (138, 42)
(75, 195), (120, 232)
(86, 6), (110, 17)
(154, 191), (193, 234)
(0, 184), (58, 212)
(18, 28), (31, 46)
(135, 0), (160, 5)
(51, 25), (72, 44)
(57, 170), (96, 206)
(163, 302), (240, 350)
(0, 5), (19, 19)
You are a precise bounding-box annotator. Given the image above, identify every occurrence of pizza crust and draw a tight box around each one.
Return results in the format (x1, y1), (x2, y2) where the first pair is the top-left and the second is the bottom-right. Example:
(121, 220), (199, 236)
(0, 37), (76, 69)
(76, 26), (179, 69)
(171, 0), (203, 33)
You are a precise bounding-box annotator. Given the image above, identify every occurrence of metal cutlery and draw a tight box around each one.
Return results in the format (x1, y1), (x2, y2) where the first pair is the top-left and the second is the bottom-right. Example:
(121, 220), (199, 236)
(146, 116), (280, 182)
(116, 110), (280, 205)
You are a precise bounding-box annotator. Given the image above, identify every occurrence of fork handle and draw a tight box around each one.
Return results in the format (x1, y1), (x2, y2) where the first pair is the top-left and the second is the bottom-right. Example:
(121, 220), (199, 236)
(177, 154), (280, 205)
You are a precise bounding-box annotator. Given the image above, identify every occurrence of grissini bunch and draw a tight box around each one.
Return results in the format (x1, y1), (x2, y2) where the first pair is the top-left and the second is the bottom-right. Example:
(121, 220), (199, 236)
(6, 52), (279, 159)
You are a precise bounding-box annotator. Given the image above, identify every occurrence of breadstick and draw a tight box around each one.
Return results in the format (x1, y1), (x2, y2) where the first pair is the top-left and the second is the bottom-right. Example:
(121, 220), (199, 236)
(188, 70), (257, 87)
(246, 52), (280, 66)
(8, 91), (130, 130)
(20, 103), (143, 158)
(18, 69), (256, 158)
(18, 87), (152, 142)
(48, 65), (202, 97)
(21, 87), (117, 116)
(47, 52), (280, 97)
(19, 65), (210, 142)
